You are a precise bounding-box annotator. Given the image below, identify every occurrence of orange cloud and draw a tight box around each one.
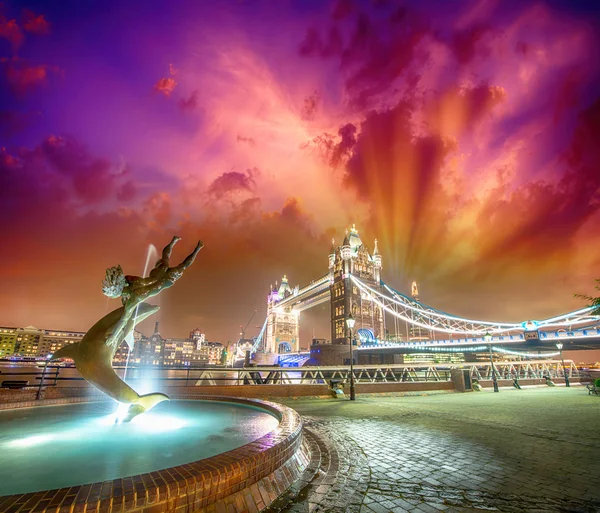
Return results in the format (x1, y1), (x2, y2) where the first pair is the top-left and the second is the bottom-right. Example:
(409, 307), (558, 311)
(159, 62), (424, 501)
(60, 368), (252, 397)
(425, 84), (507, 139)
(154, 76), (177, 96)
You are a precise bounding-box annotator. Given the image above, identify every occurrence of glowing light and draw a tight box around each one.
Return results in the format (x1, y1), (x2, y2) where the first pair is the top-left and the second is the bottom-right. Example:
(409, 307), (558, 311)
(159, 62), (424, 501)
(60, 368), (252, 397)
(492, 347), (561, 358)
(131, 414), (187, 433)
(350, 276), (598, 334)
(114, 402), (130, 423)
(522, 321), (539, 331)
(6, 434), (54, 448)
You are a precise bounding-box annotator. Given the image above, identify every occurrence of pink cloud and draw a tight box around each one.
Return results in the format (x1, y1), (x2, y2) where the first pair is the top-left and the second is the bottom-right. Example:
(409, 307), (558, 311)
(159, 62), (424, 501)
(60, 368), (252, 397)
(179, 90), (198, 111)
(207, 168), (259, 199)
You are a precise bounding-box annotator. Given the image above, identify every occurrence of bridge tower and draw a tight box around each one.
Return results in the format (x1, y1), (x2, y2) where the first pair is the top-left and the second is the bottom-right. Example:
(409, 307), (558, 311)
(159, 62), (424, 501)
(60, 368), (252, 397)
(265, 276), (300, 354)
(330, 226), (385, 346)
(409, 281), (429, 340)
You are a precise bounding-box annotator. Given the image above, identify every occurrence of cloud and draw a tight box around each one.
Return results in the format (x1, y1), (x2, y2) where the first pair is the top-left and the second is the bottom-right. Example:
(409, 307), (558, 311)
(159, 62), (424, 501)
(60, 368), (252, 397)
(2, 0), (600, 339)
(236, 135), (256, 146)
(449, 25), (491, 65)
(298, 6), (427, 110)
(5, 62), (54, 94)
(179, 90), (198, 111)
(0, 109), (38, 137)
(1, 135), (136, 207)
(299, 26), (343, 58)
(207, 168), (259, 199)
(1, 132), (330, 342)
(332, 0), (355, 21)
(143, 192), (172, 227)
(331, 123), (357, 166)
(301, 90), (319, 120)
(0, 14), (23, 51)
(22, 10), (50, 35)
(154, 76), (177, 97)
(424, 83), (507, 139)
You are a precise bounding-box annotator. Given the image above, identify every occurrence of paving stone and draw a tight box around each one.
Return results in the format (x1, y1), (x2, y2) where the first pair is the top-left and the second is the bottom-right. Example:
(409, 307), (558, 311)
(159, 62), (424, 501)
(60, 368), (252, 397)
(268, 388), (599, 513)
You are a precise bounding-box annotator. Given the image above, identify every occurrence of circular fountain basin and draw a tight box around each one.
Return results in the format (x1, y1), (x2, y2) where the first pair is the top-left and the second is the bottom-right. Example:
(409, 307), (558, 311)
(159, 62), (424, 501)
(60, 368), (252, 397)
(0, 397), (308, 513)
(0, 400), (279, 496)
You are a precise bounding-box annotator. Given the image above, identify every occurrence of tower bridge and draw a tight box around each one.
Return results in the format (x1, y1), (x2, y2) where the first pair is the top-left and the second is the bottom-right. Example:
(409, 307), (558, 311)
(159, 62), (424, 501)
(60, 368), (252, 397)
(249, 226), (600, 366)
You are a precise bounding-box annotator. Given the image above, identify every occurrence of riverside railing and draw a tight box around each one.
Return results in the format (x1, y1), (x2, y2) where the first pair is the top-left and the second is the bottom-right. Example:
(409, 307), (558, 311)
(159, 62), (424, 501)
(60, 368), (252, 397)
(0, 359), (579, 396)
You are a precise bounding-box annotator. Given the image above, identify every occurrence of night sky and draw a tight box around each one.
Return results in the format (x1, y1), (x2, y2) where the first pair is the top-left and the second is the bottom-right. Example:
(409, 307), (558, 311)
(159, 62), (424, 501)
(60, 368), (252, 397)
(1, 0), (599, 344)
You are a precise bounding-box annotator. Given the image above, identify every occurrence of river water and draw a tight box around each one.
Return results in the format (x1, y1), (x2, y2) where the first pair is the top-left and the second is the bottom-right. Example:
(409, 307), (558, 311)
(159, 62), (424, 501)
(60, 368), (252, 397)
(0, 363), (239, 389)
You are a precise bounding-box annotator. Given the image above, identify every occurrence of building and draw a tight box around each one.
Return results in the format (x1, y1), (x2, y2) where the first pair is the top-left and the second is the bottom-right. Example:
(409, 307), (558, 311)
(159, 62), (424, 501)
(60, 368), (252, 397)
(163, 337), (198, 366)
(14, 326), (43, 356)
(38, 329), (85, 358)
(266, 276), (301, 355)
(134, 322), (165, 366)
(190, 328), (205, 348)
(0, 327), (18, 357)
(1, 320), (224, 367)
(204, 342), (225, 365)
(330, 226), (385, 345)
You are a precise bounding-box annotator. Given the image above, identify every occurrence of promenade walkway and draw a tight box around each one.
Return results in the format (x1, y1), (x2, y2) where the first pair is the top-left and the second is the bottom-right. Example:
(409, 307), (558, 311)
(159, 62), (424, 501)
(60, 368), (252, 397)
(270, 387), (600, 513)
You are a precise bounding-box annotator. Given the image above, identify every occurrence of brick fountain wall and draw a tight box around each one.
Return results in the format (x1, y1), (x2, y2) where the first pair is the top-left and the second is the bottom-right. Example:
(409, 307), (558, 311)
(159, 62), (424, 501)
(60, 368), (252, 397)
(0, 397), (310, 513)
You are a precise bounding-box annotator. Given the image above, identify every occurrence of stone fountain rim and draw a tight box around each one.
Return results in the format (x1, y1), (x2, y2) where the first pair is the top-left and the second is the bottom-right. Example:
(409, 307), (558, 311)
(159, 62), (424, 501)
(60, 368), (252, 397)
(0, 395), (307, 513)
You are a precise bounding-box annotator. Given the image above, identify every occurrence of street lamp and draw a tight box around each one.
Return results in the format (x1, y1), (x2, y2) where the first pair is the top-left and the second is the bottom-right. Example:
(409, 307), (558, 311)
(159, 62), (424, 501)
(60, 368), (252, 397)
(556, 342), (570, 387)
(484, 332), (499, 393)
(346, 313), (356, 401)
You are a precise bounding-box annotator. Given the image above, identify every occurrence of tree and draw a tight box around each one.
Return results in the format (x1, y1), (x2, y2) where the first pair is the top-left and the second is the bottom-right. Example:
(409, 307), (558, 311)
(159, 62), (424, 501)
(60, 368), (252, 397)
(574, 279), (600, 316)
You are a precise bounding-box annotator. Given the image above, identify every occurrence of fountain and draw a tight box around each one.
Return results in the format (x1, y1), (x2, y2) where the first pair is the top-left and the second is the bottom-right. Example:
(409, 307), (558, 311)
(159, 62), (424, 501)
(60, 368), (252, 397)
(122, 242), (158, 382)
(0, 238), (309, 512)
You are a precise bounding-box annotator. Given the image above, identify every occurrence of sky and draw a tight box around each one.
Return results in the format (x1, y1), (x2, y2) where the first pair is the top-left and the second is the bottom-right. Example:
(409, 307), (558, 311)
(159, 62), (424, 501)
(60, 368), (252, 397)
(1, 0), (599, 345)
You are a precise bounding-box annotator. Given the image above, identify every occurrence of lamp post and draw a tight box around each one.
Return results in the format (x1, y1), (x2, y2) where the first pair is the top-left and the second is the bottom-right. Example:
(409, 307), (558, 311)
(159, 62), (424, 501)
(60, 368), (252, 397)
(484, 332), (499, 392)
(556, 343), (570, 387)
(346, 313), (356, 401)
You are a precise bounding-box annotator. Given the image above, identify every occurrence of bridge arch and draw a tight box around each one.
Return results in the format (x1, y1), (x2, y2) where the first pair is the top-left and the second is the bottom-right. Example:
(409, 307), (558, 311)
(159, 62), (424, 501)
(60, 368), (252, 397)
(278, 341), (292, 353)
(357, 328), (375, 343)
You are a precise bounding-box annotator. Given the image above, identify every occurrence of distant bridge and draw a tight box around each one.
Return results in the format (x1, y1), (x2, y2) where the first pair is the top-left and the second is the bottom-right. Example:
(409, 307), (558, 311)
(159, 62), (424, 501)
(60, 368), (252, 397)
(243, 226), (598, 365)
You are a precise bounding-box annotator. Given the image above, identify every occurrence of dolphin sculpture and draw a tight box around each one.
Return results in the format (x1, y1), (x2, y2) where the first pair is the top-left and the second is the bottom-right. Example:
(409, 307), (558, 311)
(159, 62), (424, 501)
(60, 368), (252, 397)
(51, 302), (169, 422)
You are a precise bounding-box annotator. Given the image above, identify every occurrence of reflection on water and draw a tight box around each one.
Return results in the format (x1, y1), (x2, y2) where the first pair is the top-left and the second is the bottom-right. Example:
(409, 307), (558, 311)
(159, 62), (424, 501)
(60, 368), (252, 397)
(0, 400), (278, 496)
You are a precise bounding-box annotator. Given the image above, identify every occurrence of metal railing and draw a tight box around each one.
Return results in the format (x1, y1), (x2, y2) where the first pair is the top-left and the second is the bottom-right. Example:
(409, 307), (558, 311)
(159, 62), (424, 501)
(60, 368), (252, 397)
(0, 360), (580, 398)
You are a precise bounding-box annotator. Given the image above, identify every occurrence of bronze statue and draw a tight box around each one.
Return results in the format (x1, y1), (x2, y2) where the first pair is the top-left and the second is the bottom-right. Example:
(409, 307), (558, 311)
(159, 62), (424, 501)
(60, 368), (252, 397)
(103, 236), (203, 350)
(51, 237), (203, 422)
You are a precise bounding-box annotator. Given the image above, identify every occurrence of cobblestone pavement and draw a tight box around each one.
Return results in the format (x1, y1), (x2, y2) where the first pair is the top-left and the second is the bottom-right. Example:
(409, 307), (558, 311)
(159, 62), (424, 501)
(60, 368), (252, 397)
(272, 387), (600, 513)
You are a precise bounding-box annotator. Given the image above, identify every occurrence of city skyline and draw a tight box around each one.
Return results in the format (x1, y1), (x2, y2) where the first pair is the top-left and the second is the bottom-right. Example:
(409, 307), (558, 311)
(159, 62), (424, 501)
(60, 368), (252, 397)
(1, 0), (600, 343)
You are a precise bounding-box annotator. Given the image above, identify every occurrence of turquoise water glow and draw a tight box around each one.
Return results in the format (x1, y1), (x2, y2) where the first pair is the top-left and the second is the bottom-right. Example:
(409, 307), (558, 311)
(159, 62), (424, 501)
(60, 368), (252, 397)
(0, 400), (279, 496)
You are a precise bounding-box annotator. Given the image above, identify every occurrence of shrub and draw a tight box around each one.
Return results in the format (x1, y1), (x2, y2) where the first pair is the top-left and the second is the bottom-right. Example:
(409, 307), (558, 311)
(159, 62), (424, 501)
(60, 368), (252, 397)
(594, 378), (600, 388)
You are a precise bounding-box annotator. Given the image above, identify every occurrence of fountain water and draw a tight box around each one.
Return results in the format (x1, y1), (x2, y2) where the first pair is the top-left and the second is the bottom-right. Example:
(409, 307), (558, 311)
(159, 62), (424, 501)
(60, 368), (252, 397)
(114, 244), (158, 421)
(122, 243), (157, 382)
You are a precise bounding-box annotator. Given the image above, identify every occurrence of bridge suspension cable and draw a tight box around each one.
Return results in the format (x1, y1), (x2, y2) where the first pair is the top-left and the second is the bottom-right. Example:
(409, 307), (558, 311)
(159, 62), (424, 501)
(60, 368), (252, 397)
(251, 317), (268, 354)
(385, 279), (597, 331)
(350, 275), (597, 336)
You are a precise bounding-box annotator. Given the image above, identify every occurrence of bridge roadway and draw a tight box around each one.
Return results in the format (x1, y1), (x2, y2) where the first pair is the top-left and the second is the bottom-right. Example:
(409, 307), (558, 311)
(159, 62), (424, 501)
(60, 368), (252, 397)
(275, 274), (330, 312)
(275, 329), (600, 366)
(356, 327), (600, 353)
